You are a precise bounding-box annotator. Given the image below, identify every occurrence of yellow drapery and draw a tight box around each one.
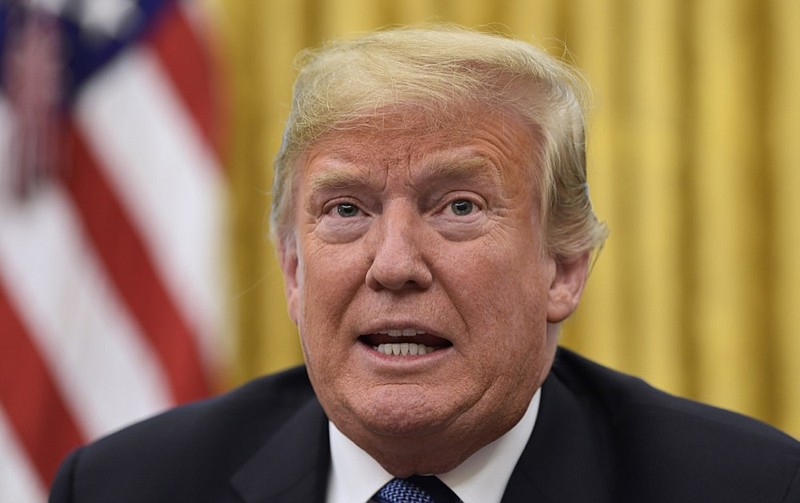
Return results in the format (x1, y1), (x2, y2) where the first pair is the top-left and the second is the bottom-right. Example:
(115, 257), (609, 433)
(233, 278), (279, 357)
(211, 0), (800, 438)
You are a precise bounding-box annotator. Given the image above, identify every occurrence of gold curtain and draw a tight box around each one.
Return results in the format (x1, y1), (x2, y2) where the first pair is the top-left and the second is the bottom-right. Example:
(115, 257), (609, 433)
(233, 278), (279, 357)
(210, 0), (800, 438)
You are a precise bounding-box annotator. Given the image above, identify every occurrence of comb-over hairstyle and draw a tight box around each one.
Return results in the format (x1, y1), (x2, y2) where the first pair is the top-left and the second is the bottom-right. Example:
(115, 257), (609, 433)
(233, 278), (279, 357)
(271, 25), (607, 259)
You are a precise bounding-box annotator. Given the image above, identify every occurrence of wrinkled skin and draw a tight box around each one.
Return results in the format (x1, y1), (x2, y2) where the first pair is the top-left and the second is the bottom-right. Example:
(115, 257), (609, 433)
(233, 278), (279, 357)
(279, 105), (589, 476)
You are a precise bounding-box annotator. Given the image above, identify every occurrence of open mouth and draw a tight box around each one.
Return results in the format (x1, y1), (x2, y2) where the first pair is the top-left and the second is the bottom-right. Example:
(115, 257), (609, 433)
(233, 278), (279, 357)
(358, 329), (452, 356)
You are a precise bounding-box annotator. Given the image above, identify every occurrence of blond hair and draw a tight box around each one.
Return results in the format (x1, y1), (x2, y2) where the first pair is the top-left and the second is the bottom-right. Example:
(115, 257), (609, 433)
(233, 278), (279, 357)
(271, 25), (607, 259)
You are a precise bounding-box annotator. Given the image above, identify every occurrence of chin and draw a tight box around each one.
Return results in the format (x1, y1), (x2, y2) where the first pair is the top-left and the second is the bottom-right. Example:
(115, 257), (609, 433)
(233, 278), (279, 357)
(351, 385), (459, 439)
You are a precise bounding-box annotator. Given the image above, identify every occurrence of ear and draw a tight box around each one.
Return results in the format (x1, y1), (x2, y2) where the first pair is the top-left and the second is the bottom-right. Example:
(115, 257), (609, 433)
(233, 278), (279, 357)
(278, 236), (300, 325)
(547, 252), (590, 323)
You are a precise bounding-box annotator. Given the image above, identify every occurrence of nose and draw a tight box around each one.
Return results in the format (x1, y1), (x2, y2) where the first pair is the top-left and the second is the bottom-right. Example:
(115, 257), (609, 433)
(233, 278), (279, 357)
(365, 203), (433, 291)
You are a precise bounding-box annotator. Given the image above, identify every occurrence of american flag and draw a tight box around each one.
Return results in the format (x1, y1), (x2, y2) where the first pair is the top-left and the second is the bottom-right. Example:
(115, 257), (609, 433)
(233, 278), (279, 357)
(0, 0), (227, 500)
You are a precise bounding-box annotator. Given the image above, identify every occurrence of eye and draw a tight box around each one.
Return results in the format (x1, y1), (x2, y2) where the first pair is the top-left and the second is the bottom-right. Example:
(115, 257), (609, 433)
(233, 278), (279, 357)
(450, 199), (474, 216)
(335, 203), (360, 218)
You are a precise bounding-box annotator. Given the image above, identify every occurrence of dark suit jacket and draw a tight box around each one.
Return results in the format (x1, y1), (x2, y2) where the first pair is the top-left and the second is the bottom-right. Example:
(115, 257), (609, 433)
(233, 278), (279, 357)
(50, 348), (800, 502)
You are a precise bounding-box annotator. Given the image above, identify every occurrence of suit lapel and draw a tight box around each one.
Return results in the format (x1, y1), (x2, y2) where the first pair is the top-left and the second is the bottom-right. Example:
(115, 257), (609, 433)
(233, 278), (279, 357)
(502, 365), (613, 503)
(230, 397), (330, 503)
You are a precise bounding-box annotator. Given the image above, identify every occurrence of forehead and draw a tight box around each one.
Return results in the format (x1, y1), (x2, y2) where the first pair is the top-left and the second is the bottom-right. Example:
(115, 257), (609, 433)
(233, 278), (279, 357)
(299, 103), (541, 188)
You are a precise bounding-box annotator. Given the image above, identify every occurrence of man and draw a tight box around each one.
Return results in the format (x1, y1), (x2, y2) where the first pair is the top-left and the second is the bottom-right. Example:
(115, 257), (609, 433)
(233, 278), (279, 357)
(50, 26), (800, 502)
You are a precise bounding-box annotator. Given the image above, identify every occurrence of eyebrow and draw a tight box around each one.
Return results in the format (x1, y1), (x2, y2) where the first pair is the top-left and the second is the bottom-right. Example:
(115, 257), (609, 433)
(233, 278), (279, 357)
(308, 162), (375, 193)
(415, 152), (501, 188)
(307, 150), (501, 194)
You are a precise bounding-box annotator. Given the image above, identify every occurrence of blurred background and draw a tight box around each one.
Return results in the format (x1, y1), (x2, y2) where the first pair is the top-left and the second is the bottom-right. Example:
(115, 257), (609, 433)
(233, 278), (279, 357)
(1, 0), (798, 500)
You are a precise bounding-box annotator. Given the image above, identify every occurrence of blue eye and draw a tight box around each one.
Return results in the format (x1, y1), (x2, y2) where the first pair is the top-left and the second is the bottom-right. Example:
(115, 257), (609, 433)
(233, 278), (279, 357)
(336, 203), (360, 217)
(450, 199), (474, 216)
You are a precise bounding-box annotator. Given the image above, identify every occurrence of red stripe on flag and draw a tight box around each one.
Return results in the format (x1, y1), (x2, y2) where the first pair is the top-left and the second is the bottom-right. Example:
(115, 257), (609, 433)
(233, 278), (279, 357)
(146, 1), (224, 163)
(61, 121), (210, 404)
(0, 279), (85, 487)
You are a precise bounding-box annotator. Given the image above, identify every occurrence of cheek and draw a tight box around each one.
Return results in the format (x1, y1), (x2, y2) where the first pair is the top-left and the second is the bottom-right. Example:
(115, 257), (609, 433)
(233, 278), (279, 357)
(447, 241), (552, 369)
(296, 244), (365, 347)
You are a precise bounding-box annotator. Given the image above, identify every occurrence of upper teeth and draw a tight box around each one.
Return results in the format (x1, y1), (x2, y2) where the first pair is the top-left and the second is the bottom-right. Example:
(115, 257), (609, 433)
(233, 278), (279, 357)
(377, 328), (426, 337)
(375, 343), (431, 356)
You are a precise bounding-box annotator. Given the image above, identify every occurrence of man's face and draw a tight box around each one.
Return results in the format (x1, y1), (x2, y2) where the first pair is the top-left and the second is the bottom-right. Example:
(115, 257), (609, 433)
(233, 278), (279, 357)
(280, 105), (587, 473)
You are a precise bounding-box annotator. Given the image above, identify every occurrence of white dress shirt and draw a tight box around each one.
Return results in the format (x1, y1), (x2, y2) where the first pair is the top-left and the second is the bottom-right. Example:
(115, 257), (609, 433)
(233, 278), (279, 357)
(326, 388), (541, 503)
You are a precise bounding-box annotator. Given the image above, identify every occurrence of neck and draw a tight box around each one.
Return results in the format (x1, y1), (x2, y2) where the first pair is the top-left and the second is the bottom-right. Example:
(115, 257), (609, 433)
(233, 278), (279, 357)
(342, 405), (526, 477)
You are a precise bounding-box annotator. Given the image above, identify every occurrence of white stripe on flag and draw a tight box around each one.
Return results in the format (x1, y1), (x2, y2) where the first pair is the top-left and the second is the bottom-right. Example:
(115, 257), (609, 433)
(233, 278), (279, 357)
(0, 184), (172, 438)
(0, 94), (13, 192)
(0, 406), (47, 503)
(178, 0), (211, 38)
(74, 45), (225, 367)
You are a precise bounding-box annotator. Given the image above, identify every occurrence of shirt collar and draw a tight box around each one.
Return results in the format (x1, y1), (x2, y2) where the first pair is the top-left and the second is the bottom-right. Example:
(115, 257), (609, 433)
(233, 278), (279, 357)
(326, 388), (541, 503)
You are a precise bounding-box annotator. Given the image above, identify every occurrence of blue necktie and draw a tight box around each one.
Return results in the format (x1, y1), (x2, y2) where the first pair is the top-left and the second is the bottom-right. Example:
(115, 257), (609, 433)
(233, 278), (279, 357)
(372, 476), (460, 503)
